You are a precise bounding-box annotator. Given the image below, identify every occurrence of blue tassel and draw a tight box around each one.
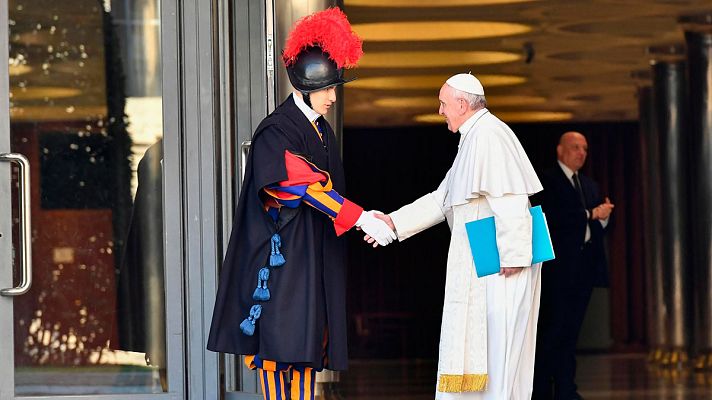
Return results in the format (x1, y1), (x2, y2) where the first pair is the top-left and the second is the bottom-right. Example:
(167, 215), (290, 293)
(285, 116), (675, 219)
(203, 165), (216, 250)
(252, 267), (271, 301)
(239, 318), (255, 336)
(240, 304), (262, 336)
(270, 233), (286, 267)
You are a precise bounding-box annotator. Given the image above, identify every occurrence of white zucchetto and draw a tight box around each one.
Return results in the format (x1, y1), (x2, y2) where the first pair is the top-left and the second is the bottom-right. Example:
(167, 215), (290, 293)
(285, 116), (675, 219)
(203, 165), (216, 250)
(445, 73), (485, 95)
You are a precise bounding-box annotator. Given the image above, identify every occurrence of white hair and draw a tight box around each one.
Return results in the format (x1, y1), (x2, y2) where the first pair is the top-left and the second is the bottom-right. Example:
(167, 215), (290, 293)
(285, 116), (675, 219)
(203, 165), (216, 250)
(452, 88), (487, 110)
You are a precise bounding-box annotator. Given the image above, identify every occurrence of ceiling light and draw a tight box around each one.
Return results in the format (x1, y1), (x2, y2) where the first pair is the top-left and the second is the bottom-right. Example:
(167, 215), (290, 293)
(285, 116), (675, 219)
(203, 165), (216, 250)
(487, 95), (547, 106)
(495, 111), (573, 122)
(414, 114), (446, 124)
(374, 95), (546, 109)
(9, 64), (32, 76)
(14, 31), (56, 46)
(10, 105), (107, 122)
(10, 86), (82, 100)
(352, 21), (531, 42)
(359, 51), (521, 68)
(349, 74), (526, 90)
(346, 0), (535, 6)
(374, 97), (439, 109)
(414, 111), (573, 124)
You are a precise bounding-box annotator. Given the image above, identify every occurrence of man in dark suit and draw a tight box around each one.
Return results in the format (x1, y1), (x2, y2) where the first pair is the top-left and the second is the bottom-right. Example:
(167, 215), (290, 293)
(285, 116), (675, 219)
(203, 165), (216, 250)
(532, 131), (614, 400)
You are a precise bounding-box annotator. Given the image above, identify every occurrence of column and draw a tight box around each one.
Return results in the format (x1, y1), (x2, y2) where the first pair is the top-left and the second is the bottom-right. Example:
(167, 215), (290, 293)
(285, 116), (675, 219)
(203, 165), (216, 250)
(681, 14), (712, 370)
(648, 44), (692, 367)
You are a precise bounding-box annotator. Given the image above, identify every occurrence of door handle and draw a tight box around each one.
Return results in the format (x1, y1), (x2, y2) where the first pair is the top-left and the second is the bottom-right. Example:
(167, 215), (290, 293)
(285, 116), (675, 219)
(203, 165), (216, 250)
(0, 153), (32, 296)
(240, 141), (251, 182)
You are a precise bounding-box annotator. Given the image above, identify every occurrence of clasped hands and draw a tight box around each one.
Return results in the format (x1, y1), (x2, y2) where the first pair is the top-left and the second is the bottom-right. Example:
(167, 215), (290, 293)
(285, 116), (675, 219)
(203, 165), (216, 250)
(592, 197), (614, 220)
(355, 211), (396, 247)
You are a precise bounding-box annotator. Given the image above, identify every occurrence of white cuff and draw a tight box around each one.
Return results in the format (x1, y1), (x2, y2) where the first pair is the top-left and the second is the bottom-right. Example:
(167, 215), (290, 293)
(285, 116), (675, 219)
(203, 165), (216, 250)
(486, 193), (532, 267)
(495, 215), (533, 267)
(600, 216), (609, 229)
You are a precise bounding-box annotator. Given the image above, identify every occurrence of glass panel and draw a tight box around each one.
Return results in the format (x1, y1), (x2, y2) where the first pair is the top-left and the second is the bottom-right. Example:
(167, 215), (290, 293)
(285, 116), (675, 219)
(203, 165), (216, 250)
(9, 0), (166, 395)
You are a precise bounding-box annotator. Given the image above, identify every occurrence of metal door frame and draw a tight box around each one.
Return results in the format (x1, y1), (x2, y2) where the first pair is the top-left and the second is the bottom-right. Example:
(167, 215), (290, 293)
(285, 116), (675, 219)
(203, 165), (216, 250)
(1, 0), (276, 396)
(0, 0), (14, 397)
(0, 0), (190, 397)
(169, 0), (273, 397)
(220, 0), (273, 398)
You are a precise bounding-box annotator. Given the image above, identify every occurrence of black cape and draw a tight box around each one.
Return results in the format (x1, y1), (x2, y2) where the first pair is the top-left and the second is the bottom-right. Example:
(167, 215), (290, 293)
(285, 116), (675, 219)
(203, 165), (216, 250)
(117, 139), (165, 366)
(207, 95), (349, 370)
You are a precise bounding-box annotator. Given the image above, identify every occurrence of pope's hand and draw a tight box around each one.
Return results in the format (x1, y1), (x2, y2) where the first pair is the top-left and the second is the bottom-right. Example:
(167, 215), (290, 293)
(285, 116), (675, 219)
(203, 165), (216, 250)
(356, 211), (397, 247)
(373, 213), (395, 231)
(499, 267), (524, 277)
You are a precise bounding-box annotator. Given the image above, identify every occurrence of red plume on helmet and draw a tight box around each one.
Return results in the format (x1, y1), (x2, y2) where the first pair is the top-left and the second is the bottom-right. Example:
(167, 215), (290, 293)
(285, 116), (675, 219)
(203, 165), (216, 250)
(282, 7), (363, 69)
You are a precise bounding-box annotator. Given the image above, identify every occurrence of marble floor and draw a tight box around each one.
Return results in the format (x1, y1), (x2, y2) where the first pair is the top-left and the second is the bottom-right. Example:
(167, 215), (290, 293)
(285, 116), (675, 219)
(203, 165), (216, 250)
(337, 354), (712, 399)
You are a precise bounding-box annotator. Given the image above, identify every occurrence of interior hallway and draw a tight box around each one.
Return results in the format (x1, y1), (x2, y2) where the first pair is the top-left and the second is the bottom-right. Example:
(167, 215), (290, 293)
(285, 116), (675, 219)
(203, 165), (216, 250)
(339, 354), (712, 399)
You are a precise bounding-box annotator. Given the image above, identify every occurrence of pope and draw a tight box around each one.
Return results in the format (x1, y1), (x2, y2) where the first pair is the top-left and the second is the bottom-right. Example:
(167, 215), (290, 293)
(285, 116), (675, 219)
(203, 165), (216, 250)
(373, 73), (544, 399)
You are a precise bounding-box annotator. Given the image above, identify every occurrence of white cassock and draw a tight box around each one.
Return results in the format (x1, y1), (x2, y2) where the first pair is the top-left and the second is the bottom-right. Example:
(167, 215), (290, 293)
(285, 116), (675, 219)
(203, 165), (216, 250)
(389, 108), (544, 400)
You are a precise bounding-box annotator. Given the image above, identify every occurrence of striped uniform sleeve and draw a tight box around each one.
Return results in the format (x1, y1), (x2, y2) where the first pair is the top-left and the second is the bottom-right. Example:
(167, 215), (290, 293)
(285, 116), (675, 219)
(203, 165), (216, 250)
(263, 150), (363, 236)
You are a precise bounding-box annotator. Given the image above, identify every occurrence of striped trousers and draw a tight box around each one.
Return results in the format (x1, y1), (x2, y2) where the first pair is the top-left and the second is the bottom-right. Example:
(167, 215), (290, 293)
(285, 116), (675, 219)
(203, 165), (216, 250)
(246, 355), (318, 400)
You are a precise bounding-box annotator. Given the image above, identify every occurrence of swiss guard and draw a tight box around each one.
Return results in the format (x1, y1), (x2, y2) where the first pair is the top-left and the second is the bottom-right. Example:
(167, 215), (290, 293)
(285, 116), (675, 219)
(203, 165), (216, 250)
(207, 8), (396, 400)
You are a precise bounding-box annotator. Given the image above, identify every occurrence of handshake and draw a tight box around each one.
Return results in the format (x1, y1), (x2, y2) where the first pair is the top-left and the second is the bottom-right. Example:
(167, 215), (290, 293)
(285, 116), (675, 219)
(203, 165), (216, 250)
(355, 210), (397, 248)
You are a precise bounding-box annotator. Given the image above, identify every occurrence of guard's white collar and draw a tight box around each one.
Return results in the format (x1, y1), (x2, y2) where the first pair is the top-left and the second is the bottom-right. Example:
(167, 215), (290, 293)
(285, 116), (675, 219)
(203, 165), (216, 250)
(293, 92), (320, 123)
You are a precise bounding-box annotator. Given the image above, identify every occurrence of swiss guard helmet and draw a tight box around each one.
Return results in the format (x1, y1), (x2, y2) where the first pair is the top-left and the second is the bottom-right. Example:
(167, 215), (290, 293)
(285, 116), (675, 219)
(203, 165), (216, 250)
(282, 8), (363, 105)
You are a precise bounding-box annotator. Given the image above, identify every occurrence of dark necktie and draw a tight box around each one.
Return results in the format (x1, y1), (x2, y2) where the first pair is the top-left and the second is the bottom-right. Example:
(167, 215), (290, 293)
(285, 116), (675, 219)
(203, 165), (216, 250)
(315, 119), (327, 150)
(572, 172), (586, 207)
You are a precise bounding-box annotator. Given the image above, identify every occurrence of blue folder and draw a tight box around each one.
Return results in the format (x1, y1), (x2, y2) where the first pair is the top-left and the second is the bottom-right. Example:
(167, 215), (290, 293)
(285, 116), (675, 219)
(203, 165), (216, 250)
(465, 205), (555, 278)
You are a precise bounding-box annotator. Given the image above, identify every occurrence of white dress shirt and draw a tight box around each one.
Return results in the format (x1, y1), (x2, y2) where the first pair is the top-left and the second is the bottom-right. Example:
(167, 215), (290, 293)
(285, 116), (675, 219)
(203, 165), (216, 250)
(557, 160), (608, 242)
(293, 91), (320, 123)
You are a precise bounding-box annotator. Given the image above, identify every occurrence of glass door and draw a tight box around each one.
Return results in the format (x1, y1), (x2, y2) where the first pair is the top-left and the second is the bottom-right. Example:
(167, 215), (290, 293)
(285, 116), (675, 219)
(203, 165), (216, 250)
(0, 0), (182, 398)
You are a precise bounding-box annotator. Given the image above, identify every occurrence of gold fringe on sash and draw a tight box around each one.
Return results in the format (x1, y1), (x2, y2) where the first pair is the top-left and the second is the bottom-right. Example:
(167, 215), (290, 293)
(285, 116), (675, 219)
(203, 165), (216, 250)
(438, 373), (488, 392)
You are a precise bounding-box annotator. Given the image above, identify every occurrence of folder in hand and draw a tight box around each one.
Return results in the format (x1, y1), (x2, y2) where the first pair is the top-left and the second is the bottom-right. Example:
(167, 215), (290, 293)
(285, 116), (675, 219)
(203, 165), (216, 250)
(465, 205), (555, 278)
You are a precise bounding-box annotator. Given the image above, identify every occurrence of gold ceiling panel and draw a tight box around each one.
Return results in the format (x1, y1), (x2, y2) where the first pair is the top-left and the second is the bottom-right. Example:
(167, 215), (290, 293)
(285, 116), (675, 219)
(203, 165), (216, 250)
(10, 86), (82, 101)
(495, 111), (574, 122)
(414, 111), (573, 124)
(344, 0), (712, 125)
(352, 21), (531, 41)
(412, 114), (445, 124)
(487, 95), (548, 107)
(346, 0), (536, 7)
(359, 51), (522, 68)
(349, 74), (526, 90)
(373, 96), (438, 109)
(9, 64), (33, 76)
(374, 95), (547, 109)
(10, 105), (107, 122)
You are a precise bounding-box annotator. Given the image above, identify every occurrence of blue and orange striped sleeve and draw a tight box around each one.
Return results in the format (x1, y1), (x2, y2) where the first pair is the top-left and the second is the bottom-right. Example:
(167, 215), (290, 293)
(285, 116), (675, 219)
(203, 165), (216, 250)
(263, 151), (363, 236)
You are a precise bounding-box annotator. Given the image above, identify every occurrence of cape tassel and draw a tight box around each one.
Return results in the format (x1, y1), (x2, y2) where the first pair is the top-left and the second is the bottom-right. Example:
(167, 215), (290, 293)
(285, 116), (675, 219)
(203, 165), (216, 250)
(252, 267), (271, 301)
(270, 233), (286, 267)
(239, 305), (263, 336)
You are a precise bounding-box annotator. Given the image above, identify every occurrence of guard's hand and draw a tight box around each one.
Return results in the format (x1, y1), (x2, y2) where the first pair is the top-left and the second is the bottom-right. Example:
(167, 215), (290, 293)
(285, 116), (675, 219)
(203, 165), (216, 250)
(592, 197), (614, 220)
(356, 211), (397, 247)
(499, 267), (524, 277)
(364, 213), (397, 248)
